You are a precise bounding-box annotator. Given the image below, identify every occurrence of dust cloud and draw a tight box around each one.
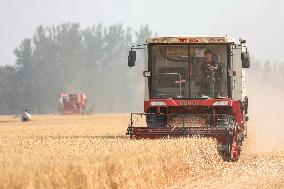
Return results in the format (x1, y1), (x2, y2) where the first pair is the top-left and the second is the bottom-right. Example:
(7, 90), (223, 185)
(247, 71), (284, 152)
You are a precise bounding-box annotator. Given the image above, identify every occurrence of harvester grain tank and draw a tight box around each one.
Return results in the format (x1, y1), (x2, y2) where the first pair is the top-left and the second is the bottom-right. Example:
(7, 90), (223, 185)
(126, 36), (250, 161)
(59, 93), (87, 114)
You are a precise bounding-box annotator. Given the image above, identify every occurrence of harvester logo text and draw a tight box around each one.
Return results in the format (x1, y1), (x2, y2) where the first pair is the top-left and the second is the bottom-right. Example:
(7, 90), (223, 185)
(178, 38), (199, 43)
(180, 101), (199, 106)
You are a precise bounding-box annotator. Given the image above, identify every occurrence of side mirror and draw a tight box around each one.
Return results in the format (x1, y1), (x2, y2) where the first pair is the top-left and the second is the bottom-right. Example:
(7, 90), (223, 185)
(241, 52), (250, 68)
(128, 50), (136, 67)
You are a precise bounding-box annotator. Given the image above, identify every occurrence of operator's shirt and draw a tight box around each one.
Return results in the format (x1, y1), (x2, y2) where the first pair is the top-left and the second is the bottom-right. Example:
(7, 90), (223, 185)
(200, 60), (220, 78)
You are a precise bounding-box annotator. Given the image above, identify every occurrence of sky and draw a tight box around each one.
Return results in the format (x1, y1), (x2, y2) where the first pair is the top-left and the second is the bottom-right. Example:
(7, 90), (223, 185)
(0, 0), (284, 65)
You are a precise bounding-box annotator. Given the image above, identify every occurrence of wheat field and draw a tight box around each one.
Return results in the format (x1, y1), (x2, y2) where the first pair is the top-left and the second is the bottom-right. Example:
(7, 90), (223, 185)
(0, 114), (283, 189)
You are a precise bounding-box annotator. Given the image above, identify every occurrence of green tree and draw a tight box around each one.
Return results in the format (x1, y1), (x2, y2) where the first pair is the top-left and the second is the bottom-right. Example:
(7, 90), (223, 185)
(0, 66), (18, 114)
(0, 23), (153, 114)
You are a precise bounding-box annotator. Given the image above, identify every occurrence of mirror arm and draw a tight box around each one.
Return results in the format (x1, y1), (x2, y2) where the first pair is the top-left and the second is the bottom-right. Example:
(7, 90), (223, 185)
(130, 44), (147, 51)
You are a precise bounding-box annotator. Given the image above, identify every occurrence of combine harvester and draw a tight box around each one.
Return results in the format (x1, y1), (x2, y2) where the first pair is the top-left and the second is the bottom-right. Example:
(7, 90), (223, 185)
(126, 36), (250, 161)
(59, 93), (87, 114)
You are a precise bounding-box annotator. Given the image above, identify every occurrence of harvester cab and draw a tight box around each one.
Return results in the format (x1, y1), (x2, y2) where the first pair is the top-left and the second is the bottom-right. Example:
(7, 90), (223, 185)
(126, 36), (250, 161)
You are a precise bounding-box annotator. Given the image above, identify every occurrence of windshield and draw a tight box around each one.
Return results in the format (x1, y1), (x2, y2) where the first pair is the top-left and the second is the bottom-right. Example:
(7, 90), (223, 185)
(150, 44), (228, 99)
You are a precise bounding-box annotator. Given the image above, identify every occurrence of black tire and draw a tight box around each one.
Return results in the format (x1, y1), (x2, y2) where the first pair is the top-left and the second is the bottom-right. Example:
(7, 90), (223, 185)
(244, 96), (248, 115)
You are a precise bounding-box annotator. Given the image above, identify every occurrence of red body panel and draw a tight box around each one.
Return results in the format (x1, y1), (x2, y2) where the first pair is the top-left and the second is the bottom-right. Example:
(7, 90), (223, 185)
(144, 98), (234, 109)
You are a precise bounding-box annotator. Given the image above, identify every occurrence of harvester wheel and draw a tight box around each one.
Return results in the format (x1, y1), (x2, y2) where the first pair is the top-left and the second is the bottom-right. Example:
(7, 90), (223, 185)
(230, 138), (240, 161)
(225, 127), (241, 162)
(244, 96), (248, 115)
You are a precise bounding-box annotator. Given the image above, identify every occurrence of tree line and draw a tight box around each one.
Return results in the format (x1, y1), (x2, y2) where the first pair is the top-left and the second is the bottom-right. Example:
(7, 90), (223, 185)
(0, 23), (283, 115)
(0, 23), (151, 114)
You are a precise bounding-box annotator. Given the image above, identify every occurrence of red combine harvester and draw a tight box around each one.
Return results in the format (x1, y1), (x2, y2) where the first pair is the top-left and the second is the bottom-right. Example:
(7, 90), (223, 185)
(126, 36), (250, 161)
(59, 93), (87, 114)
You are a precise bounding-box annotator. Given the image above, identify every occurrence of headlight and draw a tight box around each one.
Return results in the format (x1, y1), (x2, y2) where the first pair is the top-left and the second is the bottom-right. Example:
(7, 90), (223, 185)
(213, 101), (229, 106)
(150, 101), (166, 106)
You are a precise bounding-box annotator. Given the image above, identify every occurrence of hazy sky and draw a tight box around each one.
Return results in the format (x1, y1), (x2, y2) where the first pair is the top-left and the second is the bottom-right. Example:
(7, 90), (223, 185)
(1, 0), (284, 65)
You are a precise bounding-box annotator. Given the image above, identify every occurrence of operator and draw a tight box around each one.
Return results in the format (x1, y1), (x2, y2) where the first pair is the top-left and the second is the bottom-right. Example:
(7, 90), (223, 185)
(21, 109), (32, 122)
(199, 49), (222, 97)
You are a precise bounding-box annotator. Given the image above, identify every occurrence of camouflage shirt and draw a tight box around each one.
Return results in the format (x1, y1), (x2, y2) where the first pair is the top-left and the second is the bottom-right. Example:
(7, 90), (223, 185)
(200, 60), (222, 79)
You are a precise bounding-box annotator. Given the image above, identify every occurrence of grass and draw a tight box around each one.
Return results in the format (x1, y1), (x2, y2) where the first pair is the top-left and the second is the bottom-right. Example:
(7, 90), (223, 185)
(0, 114), (283, 189)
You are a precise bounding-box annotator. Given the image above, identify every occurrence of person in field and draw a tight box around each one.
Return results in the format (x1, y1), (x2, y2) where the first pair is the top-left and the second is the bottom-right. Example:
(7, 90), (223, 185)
(21, 109), (32, 122)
